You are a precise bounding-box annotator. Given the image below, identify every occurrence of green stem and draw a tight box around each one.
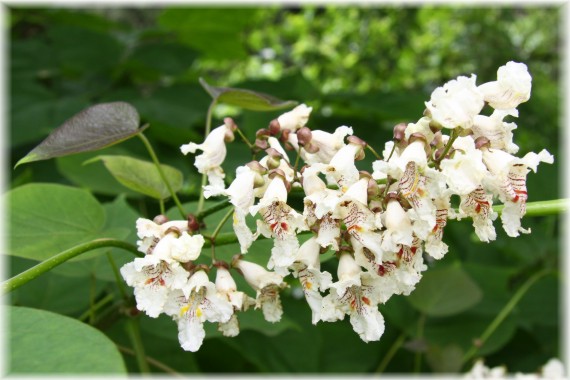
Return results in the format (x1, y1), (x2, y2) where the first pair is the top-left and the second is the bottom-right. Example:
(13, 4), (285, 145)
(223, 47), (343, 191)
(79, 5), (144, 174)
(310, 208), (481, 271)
(434, 128), (459, 169)
(159, 198), (165, 215)
(493, 198), (568, 217)
(125, 318), (151, 374)
(209, 208), (235, 263)
(197, 100), (218, 215)
(366, 144), (382, 160)
(1, 239), (141, 295)
(137, 133), (186, 219)
(89, 274), (97, 325)
(376, 331), (407, 373)
(79, 293), (114, 322)
(462, 269), (551, 366)
(117, 345), (184, 377)
(106, 252), (129, 300)
(196, 199), (231, 221)
(235, 127), (254, 149)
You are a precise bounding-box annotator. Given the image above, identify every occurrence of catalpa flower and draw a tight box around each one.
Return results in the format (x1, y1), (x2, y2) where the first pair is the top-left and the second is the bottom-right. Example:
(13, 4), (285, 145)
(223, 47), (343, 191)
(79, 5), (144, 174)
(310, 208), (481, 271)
(277, 103), (312, 132)
(440, 136), (488, 196)
(289, 125), (354, 165)
(180, 119), (235, 196)
(425, 74), (485, 130)
(290, 237), (333, 324)
(215, 266), (255, 337)
(120, 255), (189, 318)
(478, 61), (532, 110)
(233, 259), (287, 323)
(164, 270), (233, 352)
(472, 109), (520, 154)
(322, 253), (385, 342)
(250, 171), (307, 273)
(456, 186), (498, 243)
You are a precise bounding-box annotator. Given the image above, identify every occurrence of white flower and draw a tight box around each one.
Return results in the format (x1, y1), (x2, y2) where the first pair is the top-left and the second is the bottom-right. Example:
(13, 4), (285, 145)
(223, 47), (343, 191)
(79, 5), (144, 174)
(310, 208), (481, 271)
(215, 267), (255, 337)
(381, 198), (414, 252)
(290, 237), (333, 324)
(120, 255), (189, 318)
(251, 176), (307, 273)
(464, 359), (507, 379)
(456, 186), (498, 242)
(181, 123), (233, 194)
(322, 253), (385, 343)
(425, 74), (485, 130)
(226, 165), (257, 211)
(472, 109), (520, 154)
(540, 358), (565, 379)
(482, 147), (554, 237)
(277, 103), (312, 131)
(398, 161), (436, 234)
(164, 270), (233, 352)
(323, 141), (362, 191)
(152, 232), (205, 263)
(337, 179), (384, 261)
(234, 259), (286, 323)
(291, 125), (353, 165)
(440, 136), (488, 195)
(478, 61), (532, 110)
(233, 208), (258, 254)
(424, 197), (450, 260)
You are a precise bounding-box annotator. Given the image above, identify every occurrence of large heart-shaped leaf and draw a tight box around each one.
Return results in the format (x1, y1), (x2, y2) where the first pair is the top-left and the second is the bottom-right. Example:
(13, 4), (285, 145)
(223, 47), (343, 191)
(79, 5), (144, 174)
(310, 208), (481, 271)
(16, 102), (145, 167)
(407, 263), (483, 317)
(89, 155), (183, 200)
(200, 78), (298, 111)
(8, 306), (126, 374)
(7, 183), (106, 261)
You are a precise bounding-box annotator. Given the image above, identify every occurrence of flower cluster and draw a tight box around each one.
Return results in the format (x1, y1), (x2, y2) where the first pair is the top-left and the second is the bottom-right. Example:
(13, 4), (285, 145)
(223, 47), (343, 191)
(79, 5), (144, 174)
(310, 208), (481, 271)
(120, 62), (553, 352)
(464, 358), (565, 379)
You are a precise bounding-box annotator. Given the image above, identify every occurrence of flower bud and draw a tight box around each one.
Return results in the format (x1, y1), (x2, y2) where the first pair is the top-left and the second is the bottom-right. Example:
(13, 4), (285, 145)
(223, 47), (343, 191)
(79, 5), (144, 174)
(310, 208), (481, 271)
(256, 128), (271, 139)
(215, 266), (237, 294)
(475, 136), (491, 150)
(187, 214), (201, 233)
(153, 214), (169, 225)
(337, 252), (361, 281)
(255, 138), (269, 151)
(347, 135), (367, 148)
(224, 117), (238, 132)
(393, 123), (407, 142)
(296, 127), (313, 146)
(268, 119), (281, 136)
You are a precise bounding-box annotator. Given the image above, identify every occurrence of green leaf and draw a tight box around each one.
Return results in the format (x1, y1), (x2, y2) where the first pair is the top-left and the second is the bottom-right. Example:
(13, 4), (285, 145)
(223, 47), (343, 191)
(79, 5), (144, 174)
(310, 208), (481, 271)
(425, 344), (464, 373)
(407, 263), (483, 317)
(7, 183), (106, 262)
(200, 77), (298, 111)
(16, 102), (144, 168)
(89, 155), (183, 200)
(8, 306), (126, 374)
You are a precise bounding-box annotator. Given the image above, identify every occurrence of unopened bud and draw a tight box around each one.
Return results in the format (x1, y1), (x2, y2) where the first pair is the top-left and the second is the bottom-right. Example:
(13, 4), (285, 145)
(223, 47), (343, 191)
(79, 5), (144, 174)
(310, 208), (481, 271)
(256, 129), (271, 140)
(475, 136), (491, 150)
(355, 149), (366, 161)
(431, 131), (443, 148)
(347, 135), (367, 148)
(296, 127), (313, 146)
(367, 178), (380, 198)
(393, 123), (407, 142)
(303, 141), (320, 154)
(265, 147), (283, 159)
(408, 132), (427, 145)
(280, 128), (291, 144)
(224, 129), (235, 143)
(268, 119), (281, 136)
(246, 160), (268, 175)
(163, 226), (181, 237)
(433, 147), (446, 161)
(213, 260), (230, 270)
(187, 214), (201, 233)
(255, 138), (269, 151)
(153, 214), (169, 225)
(224, 117), (237, 132)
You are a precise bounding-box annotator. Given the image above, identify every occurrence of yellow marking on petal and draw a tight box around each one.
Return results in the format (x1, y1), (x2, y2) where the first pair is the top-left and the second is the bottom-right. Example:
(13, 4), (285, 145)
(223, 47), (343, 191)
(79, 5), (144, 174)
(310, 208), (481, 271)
(180, 305), (190, 317)
(305, 282), (313, 290)
(233, 212), (238, 225)
(196, 307), (203, 318)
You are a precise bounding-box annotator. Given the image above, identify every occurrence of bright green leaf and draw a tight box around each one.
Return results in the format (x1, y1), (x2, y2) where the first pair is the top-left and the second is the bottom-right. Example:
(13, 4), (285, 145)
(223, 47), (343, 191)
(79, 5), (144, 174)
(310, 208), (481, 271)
(200, 77), (298, 111)
(7, 183), (106, 262)
(407, 263), (483, 317)
(8, 306), (126, 374)
(16, 102), (144, 168)
(89, 155), (183, 200)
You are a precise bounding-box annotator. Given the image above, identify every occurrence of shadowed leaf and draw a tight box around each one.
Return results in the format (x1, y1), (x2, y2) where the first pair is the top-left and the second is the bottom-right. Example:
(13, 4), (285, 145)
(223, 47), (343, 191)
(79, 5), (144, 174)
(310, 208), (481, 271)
(200, 78), (298, 111)
(15, 102), (144, 168)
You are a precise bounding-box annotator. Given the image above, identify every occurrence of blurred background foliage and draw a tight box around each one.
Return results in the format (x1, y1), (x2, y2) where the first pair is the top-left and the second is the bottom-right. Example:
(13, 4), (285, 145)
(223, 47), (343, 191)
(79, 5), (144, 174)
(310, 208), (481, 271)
(7, 5), (563, 375)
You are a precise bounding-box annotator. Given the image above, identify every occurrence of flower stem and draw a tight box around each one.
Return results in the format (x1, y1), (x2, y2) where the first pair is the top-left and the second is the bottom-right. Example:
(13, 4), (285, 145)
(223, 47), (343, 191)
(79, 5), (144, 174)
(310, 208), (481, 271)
(235, 127), (254, 150)
(197, 99), (218, 215)
(461, 269), (551, 366)
(434, 128), (459, 169)
(196, 199), (231, 221)
(137, 133), (186, 218)
(1, 239), (141, 295)
(493, 198), (568, 217)
(366, 144), (382, 160)
(376, 331), (407, 373)
(79, 293), (115, 322)
(106, 252), (129, 300)
(116, 345), (184, 377)
(209, 208), (235, 263)
(125, 318), (151, 374)
(414, 313), (426, 373)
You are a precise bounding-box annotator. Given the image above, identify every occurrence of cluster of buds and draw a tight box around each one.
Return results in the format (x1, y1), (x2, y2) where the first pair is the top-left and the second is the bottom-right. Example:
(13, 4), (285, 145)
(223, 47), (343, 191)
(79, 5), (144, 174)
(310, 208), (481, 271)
(121, 62), (553, 351)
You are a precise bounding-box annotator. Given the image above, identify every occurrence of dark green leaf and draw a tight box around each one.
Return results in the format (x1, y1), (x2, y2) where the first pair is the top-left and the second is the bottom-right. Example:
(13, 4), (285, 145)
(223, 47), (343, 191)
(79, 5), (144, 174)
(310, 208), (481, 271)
(7, 183), (106, 261)
(16, 102), (144, 167)
(8, 306), (126, 374)
(200, 77), (298, 111)
(88, 155), (183, 200)
(425, 344), (464, 373)
(407, 263), (483, 317)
